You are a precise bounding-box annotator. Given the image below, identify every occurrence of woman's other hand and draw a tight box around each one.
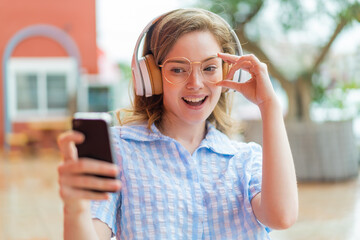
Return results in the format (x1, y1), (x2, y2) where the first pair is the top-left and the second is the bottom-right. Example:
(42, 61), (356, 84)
(216, 53), (278, 108)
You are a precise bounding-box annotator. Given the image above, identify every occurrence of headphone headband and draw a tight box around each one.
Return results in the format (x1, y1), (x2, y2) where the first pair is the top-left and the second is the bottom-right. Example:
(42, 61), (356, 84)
(131, 9), (243, 97)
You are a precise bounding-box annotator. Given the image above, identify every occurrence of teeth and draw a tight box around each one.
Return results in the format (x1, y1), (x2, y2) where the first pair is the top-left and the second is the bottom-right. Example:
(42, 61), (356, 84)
(183, 97), (206, 102)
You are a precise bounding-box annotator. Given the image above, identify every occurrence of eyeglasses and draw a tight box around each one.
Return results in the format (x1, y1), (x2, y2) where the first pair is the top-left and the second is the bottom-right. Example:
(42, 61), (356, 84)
(159, 56), (223, 85)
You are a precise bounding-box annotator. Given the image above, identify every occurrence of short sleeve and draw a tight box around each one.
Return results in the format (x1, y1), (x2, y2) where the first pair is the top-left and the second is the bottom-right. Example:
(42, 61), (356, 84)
(247, 142), (263, 202)
(246, 142), (272, 233)
(91, 192), (121, 236)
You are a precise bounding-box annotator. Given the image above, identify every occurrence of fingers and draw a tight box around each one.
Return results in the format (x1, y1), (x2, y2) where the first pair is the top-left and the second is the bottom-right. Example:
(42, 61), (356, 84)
(218, 53), (265, 80)
(216, 79), (253, 92)
(57, 131), (84, 162)
(218, 53), (267, 80)
(218, 53), (276, 105)
(216, 80), (242, 91)
(58, 158), (119, 177)
(57, 131), (122, 203)
(59, 185), (111, 201)
(226, 61), (253, 80)
(58, 130), (85, 146)
(58, 159), (122, 201)
(218, 52), (261, 65)
(59, 174), (122, 193)
(218, 52), (240, 63)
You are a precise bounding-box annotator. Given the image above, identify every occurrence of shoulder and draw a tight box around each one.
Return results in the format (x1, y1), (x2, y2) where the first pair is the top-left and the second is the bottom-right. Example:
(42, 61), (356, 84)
(231, 140), (262, 155)
(226, 140), (262, 168)
(206, 123), (262, 156)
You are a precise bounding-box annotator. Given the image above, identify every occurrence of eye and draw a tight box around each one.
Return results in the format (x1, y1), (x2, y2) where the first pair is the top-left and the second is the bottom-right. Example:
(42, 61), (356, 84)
(170, 67), (186, 74)
(203, 65), (218, 72)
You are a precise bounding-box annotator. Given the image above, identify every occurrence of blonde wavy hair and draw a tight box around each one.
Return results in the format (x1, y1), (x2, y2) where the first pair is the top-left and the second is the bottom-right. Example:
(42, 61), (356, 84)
(117, 8), (239, 136)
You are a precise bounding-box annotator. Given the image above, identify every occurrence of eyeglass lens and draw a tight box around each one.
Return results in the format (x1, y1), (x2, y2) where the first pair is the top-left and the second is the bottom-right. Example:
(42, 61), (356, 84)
(162, 57), (223, 84)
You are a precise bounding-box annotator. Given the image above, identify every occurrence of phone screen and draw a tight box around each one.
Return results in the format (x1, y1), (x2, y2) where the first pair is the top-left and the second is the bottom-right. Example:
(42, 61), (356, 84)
(72, 118), (114, 164)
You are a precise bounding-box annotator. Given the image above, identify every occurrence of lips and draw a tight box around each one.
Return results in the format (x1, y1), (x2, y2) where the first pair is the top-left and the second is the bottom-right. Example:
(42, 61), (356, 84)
(182, 96), (207, 106)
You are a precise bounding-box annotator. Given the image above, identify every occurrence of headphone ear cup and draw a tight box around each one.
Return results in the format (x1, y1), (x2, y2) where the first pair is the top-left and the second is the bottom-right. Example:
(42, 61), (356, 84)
(144, 54), (163, 95)
(222, 62), (230, 93)
(222, 62), (230, 80)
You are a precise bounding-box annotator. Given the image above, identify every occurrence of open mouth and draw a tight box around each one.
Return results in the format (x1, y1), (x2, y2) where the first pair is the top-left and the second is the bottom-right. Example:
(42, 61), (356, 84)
(182, 96), (207, 107)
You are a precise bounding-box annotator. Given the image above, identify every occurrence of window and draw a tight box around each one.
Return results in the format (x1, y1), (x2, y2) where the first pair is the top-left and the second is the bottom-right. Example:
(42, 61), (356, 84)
(46, 73), (68, 109)
(77, 74), (125, 113)
(16, 73), (38, 110)
(8, 57), (77, 120)
(88, 86), (112, 112)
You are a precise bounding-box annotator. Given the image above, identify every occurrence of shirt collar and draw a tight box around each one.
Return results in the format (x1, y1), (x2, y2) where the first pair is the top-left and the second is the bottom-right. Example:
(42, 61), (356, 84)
(118, 122), (238, 156)
(118, 123), (164, 141)
(199, 122), (238, 155)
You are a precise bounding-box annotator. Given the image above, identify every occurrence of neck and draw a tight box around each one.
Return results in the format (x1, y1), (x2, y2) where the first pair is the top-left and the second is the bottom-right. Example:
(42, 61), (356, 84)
(158, 117), (206, 153)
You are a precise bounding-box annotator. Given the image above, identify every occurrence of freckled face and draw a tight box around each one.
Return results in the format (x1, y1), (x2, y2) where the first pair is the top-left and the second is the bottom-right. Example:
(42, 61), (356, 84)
(161, 31), (223, 127)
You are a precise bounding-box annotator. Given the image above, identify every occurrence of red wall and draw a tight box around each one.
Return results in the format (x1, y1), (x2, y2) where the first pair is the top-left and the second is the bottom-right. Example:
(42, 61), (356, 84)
(0, 0), (98, 147)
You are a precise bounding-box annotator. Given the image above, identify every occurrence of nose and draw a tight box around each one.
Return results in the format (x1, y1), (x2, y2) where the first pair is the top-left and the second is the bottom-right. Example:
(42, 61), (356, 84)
(186, 65), (204, 89)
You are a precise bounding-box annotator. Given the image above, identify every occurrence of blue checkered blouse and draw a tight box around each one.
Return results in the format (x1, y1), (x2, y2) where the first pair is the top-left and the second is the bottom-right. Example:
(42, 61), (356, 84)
(91, 122), (270, 239)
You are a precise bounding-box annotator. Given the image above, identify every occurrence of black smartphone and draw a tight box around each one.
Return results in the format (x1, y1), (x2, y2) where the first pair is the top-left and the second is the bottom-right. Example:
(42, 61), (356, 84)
(72, 112), (116, 181)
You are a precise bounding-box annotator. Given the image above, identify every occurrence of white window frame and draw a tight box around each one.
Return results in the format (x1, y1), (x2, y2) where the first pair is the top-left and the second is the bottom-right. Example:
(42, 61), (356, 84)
(7, 57), (77, 121)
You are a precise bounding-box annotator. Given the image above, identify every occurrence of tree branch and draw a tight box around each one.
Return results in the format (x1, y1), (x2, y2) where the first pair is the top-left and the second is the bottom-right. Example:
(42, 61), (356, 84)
(236, 29), (291, 90)
(242, 1), (264, 25)
(311, 17), (348, 74)
(236, 28), (297, 119)
(233, 1), (265, 33)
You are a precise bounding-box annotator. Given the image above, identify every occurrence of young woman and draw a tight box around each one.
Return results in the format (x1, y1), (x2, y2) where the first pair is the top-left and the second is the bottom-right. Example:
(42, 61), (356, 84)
(57, 8), (298, 240)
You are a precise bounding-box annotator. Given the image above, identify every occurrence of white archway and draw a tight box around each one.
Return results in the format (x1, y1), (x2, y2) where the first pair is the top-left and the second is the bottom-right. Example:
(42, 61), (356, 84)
(2, 24), (82, 149)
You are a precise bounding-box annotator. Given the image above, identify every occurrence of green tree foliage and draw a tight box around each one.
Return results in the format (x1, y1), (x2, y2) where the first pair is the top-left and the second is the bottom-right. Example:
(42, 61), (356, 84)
(118, 61), (132, 83)
(196, 0), (360, 121)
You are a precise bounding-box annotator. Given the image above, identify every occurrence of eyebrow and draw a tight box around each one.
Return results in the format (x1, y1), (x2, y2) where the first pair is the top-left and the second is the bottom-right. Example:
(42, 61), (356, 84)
(164, 55), (219, 64)
(166, 59), (189, 64)
(202, 55), (218, 62)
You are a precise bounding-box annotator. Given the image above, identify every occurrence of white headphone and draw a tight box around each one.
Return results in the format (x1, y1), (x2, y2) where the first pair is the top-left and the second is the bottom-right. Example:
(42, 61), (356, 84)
(131, 9), (243, 97)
